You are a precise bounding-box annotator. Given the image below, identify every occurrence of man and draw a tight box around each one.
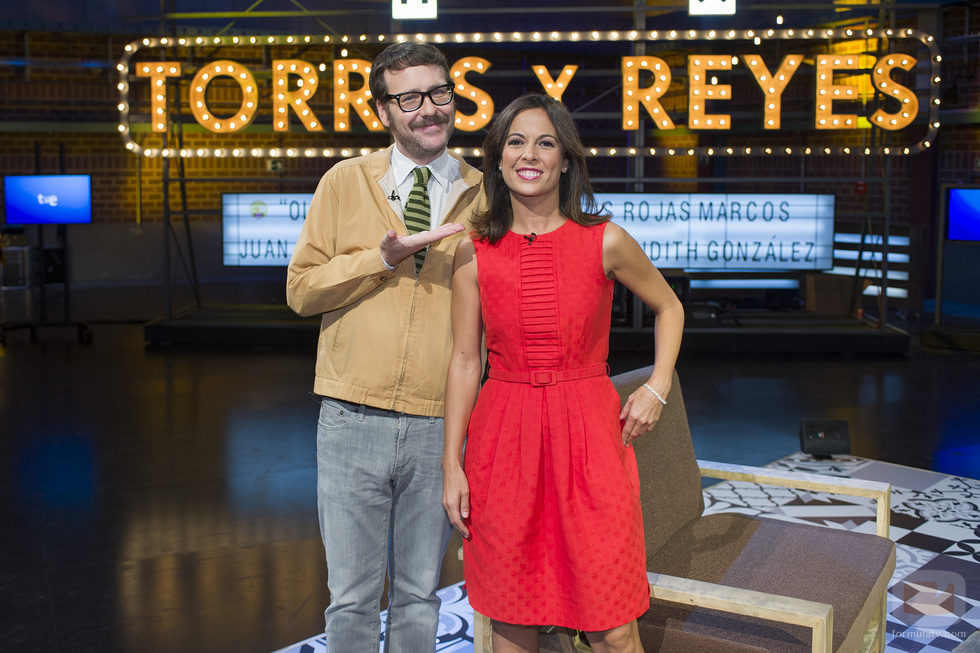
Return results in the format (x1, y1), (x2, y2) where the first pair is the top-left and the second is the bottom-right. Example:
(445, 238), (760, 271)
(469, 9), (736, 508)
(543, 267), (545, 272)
(286, 42), (483, 653)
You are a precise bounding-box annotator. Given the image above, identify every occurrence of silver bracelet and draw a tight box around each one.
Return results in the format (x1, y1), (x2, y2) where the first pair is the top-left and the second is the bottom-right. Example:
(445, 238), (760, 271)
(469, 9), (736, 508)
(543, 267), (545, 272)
(642, 383), (667, 406)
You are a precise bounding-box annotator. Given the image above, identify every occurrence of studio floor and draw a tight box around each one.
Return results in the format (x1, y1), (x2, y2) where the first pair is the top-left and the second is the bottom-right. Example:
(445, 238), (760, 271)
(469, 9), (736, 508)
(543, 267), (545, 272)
(1, 320), (978, 652)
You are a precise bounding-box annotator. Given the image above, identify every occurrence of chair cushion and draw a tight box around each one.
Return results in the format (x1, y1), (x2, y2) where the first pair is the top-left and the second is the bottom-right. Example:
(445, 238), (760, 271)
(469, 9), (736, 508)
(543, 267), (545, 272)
(640, 512), (896, 652)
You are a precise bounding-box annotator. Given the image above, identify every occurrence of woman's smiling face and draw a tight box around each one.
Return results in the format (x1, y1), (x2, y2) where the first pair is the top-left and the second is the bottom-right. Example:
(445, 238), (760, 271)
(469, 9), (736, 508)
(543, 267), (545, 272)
(500, 107), (569, 203)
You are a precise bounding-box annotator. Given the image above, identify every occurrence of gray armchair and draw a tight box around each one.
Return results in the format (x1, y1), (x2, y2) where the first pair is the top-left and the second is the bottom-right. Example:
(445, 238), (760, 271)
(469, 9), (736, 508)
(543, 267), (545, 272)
(620, 366), (895, 653)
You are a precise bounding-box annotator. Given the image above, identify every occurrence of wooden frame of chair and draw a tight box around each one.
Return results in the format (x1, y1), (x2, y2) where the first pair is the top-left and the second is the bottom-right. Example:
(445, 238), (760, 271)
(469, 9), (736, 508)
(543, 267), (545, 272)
(692, 460), (891, 653)
(471, 462), (891, 653)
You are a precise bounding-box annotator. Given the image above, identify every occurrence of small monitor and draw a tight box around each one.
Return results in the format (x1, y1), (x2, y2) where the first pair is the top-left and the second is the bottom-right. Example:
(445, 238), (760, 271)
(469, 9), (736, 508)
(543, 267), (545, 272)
(946, 187), (980, 242)
(3, 175), (92, 225)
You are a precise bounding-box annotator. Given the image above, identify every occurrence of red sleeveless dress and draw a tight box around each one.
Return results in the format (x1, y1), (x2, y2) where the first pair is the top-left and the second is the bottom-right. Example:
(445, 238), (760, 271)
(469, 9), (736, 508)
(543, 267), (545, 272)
(463, 220), (648, 631)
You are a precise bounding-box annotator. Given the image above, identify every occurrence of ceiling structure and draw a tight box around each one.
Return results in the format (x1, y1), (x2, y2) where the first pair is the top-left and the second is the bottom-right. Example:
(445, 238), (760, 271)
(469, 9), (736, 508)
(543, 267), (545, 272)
(0, 0), (944, 36)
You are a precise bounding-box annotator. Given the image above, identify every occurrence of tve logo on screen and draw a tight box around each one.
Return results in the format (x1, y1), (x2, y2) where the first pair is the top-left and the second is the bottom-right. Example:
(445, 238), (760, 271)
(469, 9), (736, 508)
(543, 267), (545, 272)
(3, 175), (92, 225)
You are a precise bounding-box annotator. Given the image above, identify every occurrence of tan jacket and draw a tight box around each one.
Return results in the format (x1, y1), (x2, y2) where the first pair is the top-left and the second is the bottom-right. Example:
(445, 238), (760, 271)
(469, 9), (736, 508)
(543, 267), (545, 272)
(286, 146), (483, 416)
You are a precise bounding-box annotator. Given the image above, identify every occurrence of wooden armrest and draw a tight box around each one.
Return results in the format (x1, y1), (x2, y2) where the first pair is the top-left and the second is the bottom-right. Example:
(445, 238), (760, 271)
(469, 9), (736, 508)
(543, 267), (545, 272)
(697, 459), (891, 538)
(647, 571), (833, 653)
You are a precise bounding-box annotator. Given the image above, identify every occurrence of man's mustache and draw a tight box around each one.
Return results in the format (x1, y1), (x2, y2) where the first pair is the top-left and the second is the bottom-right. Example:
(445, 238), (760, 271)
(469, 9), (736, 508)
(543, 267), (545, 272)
(411, 115), (450, 128)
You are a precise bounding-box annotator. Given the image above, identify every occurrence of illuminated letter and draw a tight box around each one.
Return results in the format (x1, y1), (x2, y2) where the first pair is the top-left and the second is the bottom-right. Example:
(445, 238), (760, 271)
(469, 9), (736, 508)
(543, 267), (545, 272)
(815, 55), (859, 129)
(334, 59), (381, 132)
(688, 55), (732, 130)
(135, 62), (181, 133)
(188, 60), (258, 134)
(871, 55), (918, 131)
(621, 56), (674, 130)
(273, 60), (323, 132)
(742, 54), (802, 129)
(451, 57), (494, 132)
(532, 65), (578, 101)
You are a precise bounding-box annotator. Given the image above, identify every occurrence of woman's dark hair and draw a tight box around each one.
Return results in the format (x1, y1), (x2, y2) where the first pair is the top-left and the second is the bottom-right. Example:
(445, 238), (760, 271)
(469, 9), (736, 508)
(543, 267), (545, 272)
(473, 93), (605, 243)
(368, 43), (451, 107)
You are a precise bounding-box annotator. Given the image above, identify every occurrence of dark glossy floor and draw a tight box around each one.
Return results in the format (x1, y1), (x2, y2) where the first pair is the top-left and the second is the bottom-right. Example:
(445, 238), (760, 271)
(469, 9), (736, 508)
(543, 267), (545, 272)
(1, 321), (979, 652)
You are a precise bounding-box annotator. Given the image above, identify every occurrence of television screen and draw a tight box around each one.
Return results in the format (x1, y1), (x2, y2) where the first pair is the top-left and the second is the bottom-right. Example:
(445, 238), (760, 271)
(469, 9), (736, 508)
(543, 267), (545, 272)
(3, 175), (92, 225)
(947, 187), (980, 242)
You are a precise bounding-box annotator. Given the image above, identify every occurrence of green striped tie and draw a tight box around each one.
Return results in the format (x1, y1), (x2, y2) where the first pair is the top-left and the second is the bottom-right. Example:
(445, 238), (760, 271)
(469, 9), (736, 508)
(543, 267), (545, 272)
(403, 166), (432, 274)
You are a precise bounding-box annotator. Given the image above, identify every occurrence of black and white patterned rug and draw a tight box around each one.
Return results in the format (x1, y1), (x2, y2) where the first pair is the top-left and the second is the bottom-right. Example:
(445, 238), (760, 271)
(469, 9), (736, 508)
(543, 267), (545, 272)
(277, 453), (980, 653)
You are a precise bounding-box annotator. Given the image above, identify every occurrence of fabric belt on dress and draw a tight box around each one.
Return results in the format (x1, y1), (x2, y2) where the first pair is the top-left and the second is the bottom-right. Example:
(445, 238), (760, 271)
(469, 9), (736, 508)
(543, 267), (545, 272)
(487, 363), (609, 387)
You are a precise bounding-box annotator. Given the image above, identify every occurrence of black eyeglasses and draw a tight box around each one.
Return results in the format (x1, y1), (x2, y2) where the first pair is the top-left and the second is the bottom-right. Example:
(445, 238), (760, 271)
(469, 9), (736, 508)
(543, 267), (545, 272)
(382, 83), (454, 112)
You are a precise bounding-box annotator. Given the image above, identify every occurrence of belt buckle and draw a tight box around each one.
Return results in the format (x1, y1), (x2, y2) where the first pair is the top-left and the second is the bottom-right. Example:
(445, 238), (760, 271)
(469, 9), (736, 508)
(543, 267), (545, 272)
(530, 370), (557, 386)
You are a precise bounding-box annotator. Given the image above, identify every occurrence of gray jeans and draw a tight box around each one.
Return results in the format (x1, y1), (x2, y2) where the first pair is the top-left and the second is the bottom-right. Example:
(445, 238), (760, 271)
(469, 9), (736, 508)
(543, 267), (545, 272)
(316, 397), (451, 653)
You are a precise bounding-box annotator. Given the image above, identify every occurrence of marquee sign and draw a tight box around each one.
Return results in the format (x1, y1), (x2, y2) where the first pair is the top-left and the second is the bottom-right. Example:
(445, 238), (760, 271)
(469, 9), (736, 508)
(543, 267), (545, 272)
(117, 28), (940, 158)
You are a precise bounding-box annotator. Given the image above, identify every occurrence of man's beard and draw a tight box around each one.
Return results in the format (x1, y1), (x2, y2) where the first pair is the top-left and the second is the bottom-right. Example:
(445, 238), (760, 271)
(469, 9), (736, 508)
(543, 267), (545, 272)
(395, 113), (454, 161)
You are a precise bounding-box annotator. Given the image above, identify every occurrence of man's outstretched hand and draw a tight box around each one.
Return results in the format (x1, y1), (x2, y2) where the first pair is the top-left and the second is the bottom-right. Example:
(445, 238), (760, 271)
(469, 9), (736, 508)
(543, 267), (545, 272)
(380, 223), (466, 266)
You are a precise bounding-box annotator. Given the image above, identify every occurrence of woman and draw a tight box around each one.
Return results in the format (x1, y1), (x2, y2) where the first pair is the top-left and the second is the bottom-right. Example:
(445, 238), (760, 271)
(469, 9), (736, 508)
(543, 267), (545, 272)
(442, 94), (683, 653)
